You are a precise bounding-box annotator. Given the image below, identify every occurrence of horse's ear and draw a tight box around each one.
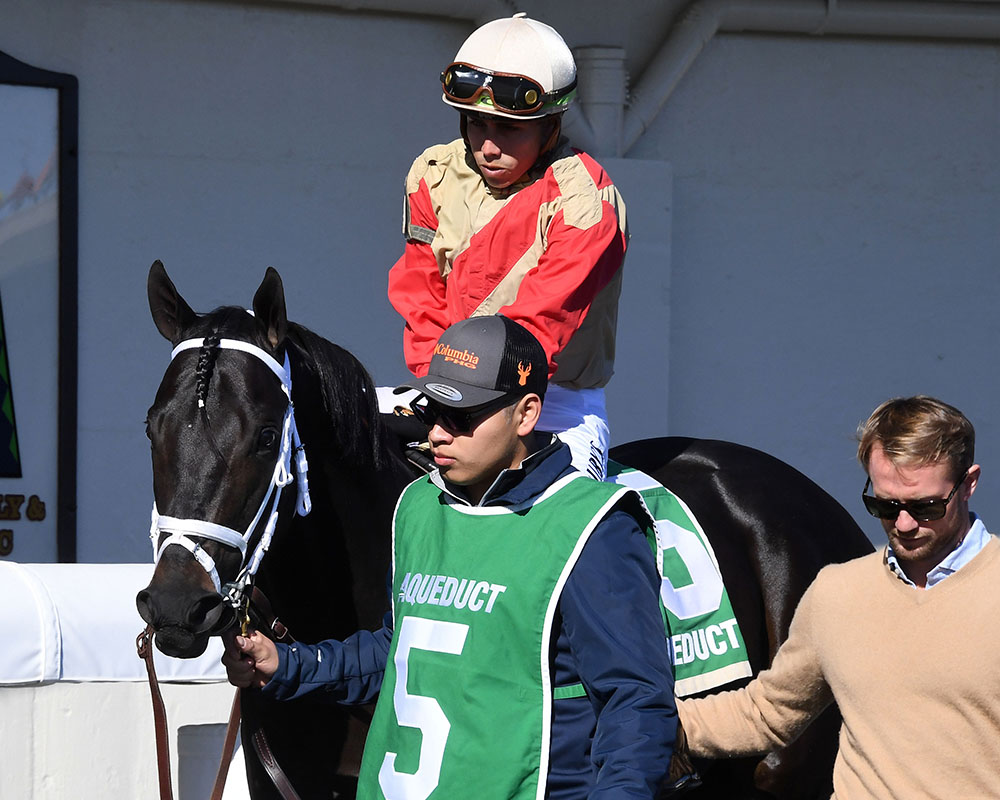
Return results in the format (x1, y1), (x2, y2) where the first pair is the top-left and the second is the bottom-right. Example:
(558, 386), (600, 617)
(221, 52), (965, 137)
(148, 260), (197, 343)
(252, 267), (288, 350)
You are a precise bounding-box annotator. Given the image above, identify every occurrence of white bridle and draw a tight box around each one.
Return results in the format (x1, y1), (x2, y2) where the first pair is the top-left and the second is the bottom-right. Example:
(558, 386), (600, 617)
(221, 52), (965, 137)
(149, 337), (312, 598)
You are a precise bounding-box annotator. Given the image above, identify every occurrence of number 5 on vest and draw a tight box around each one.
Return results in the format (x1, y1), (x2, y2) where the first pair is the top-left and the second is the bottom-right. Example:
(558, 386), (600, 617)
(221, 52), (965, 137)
(378, 616), (469, 800)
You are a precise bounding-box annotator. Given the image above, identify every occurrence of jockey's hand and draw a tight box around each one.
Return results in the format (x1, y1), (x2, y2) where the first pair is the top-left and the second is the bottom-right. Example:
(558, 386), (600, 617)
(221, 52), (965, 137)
(222, 628), (278, 689)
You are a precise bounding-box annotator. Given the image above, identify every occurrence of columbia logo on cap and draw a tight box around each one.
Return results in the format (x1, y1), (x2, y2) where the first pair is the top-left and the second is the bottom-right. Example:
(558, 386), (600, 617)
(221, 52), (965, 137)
(435, 343), (480, 369)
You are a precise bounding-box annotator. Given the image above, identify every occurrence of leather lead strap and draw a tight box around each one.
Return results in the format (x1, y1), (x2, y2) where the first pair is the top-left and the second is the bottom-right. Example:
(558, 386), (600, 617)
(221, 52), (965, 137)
(139, 592), (303, 800)
(210, 690), (242, 800)
(253, 728), (304, 800)
(241, 587), (303, 800)
(137, 625), (174, 800)
(250, 586), (296, 643)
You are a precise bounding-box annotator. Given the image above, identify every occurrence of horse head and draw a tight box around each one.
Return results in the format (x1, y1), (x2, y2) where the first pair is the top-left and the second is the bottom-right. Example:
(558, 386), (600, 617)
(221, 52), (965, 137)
(136, 260), (308, 658)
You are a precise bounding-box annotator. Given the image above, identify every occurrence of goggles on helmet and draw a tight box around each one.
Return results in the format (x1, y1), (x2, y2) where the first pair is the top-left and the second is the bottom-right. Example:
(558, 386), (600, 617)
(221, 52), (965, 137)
(441, 62), (576, 116)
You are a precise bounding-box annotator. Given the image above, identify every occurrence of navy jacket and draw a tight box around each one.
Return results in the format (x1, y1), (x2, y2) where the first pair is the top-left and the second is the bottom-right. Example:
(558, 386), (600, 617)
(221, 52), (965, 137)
(262, 438), (677, 798)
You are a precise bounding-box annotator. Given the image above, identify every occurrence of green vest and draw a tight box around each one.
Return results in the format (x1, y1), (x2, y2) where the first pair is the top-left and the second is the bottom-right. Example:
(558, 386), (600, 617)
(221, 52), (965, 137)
(357, 472), (647, 800)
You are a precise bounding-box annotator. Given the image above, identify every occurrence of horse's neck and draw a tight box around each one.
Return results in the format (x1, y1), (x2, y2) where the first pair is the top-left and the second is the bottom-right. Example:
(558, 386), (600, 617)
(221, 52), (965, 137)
(261, 444), (406, 638)
(321, 450), (411, 545)
(266, 339), (409, 634)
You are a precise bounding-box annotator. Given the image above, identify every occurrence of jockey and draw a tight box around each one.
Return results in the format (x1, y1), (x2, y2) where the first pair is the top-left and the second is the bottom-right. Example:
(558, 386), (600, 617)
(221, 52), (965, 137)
(387, 13), (628, 480)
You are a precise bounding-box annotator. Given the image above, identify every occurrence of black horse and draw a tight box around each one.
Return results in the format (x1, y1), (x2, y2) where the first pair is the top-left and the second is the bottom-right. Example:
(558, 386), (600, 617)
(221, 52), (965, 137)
(137, 262), (873, 799)
(137, 260), (412, 797)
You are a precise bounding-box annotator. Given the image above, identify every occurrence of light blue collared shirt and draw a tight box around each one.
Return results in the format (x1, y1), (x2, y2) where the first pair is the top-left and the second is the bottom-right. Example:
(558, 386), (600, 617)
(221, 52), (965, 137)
(886, 514), (992, 588)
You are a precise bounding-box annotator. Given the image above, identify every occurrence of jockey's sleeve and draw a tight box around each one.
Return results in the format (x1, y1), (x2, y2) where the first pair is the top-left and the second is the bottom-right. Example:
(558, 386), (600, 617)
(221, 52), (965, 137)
(388, 177), (449, 378)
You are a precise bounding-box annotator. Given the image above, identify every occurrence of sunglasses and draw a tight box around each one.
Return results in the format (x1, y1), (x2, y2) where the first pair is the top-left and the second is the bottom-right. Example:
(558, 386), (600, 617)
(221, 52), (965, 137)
(440, 62), (576, 116)
(410, 394), (518, 434)
(861, 472), (967, 522)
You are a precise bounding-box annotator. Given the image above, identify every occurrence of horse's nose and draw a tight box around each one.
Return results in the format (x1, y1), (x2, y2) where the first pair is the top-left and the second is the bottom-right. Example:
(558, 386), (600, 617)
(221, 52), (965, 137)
(187, 591), (233, 635)
(136, 584), (233, 658)
(136, 587), (157, 626)
(137, 582), (229, 635)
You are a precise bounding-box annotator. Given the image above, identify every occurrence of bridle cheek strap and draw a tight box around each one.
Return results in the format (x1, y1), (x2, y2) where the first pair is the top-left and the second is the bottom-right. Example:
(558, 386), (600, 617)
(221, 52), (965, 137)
(149, 336), (312, 601)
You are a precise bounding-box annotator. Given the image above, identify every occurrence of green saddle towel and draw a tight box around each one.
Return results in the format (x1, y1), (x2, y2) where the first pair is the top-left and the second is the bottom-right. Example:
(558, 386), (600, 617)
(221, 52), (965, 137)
(608, 461), (753, 696)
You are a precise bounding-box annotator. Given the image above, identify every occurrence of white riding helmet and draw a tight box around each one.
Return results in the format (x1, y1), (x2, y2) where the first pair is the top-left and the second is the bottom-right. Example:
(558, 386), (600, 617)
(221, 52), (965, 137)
(440, 13), (577, 120)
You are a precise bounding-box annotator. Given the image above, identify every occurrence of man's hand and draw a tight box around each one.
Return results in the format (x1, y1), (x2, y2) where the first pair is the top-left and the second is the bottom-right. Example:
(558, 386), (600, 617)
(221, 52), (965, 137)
(221, 628), (279, 689)
(658, 716), (702, 797)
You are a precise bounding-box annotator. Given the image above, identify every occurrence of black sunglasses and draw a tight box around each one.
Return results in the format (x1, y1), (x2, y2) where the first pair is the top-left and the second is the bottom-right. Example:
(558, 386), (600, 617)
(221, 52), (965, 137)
(410, 394), (518, 434)
(861, 472), (967, 522)
(440, 62), (576, 115)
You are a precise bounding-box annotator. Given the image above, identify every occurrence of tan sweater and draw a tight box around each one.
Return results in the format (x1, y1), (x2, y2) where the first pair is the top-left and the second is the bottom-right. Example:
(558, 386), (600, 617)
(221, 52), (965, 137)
(678, 536), (1000, 799)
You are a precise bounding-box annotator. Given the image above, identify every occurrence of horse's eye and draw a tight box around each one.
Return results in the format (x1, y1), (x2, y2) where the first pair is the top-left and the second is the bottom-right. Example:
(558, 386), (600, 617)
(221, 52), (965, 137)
(258, 427), (279, 452)
(144, 418), (152, 441)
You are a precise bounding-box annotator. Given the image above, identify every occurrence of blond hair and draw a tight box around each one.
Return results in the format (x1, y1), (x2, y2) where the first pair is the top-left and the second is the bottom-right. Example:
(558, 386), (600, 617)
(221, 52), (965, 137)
(857, 396), (974, 481)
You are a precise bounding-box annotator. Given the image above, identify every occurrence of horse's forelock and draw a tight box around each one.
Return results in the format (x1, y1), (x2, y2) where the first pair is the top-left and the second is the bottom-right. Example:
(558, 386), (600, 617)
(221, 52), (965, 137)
(194, 333), (222, 408)
(180, 307), (273, 406)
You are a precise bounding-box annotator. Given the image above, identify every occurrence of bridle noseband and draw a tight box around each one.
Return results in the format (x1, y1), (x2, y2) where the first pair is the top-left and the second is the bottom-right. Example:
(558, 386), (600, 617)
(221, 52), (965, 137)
(149, 336), (312, 610)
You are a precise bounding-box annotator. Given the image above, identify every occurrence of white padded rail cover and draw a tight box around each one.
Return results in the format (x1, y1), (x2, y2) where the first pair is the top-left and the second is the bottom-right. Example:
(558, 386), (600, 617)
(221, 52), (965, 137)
(0, 562), (226, 684)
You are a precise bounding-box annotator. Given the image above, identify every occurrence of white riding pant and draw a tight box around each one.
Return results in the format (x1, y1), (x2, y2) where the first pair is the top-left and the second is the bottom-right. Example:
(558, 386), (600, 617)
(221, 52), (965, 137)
(377, 384), (610, 481)
(537, 384), (609, 481)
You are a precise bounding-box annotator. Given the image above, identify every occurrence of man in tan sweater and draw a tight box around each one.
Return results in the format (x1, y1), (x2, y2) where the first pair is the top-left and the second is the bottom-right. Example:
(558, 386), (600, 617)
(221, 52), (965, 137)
(678, 396), (1000, 798)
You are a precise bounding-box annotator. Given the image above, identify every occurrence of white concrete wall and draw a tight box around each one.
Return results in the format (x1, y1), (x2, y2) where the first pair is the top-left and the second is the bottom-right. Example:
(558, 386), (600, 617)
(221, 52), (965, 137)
(0, 681), (242, 799)
(630, 33), (1000, 544)
(1, 0), (998, 562)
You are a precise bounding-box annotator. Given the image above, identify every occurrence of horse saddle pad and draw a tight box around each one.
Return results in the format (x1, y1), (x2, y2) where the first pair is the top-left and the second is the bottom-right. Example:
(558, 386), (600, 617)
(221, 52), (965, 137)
(608, 462), (753, 697)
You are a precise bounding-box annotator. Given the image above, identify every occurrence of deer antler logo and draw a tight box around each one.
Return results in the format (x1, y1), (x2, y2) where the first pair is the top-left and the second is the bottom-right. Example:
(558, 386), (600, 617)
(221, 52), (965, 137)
(517, 361), (532, 387)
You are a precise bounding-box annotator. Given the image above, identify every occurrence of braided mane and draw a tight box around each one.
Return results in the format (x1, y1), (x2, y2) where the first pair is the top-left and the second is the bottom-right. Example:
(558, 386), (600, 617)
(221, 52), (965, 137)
(195, 333), (222, 408)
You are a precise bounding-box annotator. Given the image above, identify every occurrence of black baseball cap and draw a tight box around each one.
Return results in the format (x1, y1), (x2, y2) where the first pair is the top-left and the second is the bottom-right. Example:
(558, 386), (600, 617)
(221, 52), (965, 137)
(395, 315), (547, 409)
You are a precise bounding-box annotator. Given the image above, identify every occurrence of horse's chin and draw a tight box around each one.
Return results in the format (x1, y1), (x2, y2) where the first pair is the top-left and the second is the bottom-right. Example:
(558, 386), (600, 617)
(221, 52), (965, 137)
(154, 626), (211, 659)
